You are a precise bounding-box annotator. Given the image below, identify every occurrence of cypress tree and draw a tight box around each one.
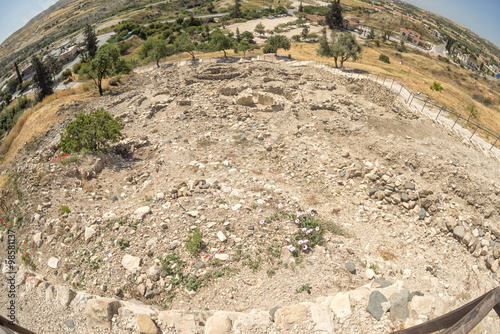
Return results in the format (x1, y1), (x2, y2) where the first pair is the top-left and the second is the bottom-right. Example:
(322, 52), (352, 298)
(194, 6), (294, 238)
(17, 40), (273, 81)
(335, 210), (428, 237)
(32, 56), (54, 101)
(14, 62), (23, 86)
(326, 0), (343, 30)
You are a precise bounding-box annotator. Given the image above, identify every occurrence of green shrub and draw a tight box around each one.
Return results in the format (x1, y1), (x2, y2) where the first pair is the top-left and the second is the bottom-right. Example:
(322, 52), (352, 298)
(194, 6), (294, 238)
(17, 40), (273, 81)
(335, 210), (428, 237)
(61, 68), (72, 80)
(60, 205), (70, 214)
(263, 44), (277, 54)
(59, 108), (124, 153)
(118, 238), (130, 250)
(186, 227), (203, 255)
(378, 54), (390, 63)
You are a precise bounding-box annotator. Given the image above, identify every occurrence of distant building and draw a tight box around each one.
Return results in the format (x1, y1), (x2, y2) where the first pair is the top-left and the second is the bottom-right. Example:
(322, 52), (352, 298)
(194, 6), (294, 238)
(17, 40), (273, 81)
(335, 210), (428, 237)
(343, 19), (359, 30)
(430, 29), (441, 38)
(58, 45), (79, 64)
(400, 28), (430, 48)
(305, 15), (325, 25)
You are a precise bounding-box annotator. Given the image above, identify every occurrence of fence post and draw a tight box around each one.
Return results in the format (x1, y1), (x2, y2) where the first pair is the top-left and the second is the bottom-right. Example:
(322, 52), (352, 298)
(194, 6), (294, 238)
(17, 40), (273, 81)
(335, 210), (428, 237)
(382, 76), (386, 85)
(452, 116), (460, 129)
(375, 74), (379, 83)
(469, 126), (478, 139)
(491, 136), (499, 151)
(390, 78), (395, 89)
(421, 101), (427, 112)
(398, 84), (403, 95)
(409, 94), (415, 105)
(406, 92), (413, 104)
(436, 107), (442, 120)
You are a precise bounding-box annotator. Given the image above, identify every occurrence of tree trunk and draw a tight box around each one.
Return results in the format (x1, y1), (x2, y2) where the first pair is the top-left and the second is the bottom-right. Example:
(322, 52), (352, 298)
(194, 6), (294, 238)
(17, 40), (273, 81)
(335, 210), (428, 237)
(157, 60), (160, 68)
(223, 49), (227, 57)
(98, 79), (103, 96)
(334, 57), (338, 68)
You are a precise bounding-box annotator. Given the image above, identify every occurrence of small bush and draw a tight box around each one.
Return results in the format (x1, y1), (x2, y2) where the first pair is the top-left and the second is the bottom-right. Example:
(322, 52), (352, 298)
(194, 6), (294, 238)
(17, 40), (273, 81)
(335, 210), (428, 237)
(378, 54), (390, 63)
(375, 40), (380, 47)
(263, 44), (277, 54)
(60, 205), (70, 214)
(296, 283), (311, 294)
(118, 238), (130, 250)
(186, 227), (203, 255)
(61, 69), (72, 80)
(59, 108), (124, 153)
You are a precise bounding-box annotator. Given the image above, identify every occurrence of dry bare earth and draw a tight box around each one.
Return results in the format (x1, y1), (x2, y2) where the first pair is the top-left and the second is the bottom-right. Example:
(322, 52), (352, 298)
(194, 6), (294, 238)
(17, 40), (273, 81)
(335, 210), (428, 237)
(1, 58), (500, 333)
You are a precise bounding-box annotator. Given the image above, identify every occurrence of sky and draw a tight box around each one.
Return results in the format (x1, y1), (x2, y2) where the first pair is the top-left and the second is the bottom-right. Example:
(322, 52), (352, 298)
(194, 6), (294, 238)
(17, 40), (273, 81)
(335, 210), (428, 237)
(0, 0), (59, 45)
(402, 0), (500, 49)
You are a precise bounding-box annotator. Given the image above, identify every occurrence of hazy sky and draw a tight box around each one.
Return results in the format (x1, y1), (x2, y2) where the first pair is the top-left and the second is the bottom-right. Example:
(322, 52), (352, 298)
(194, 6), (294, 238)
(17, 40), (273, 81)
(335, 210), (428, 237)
(0, 0), (59, 45)
(402, 0), (500, 48)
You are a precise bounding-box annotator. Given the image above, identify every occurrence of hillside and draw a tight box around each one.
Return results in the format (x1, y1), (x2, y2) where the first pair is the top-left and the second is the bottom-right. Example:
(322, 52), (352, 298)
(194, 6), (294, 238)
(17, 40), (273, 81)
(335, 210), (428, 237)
(0, 58), (500, 333)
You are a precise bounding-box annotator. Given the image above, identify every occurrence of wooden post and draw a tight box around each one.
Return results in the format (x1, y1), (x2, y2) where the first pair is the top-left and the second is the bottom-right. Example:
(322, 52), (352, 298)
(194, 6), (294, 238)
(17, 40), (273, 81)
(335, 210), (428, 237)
(382, 76), (386, 85)
(452, 116), (460, 129)
(421, 101), (427, 112)
(398, 84), (403, 95)
(390, 78), (395, 89)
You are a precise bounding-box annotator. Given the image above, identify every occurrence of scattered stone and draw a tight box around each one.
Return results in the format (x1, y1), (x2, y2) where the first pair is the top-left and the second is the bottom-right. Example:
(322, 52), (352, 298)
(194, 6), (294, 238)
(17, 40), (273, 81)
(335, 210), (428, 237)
(367, 290), (388, 321)
(215, 254), (229, 261)
(329, 292), (351, 317)
(453, 225), (465, 239)
(85, 226), (96, 242)
(345, 262), (356, 274)
(122, 255), (141, 272)
(417, 208), (426, 220)
(137, 314), (159, 334)
(217, 231), (227, 242)
(274, 304), (308, 330)
(48, 257), (59, 269)
(85, 297), (122, 330)
(56, 285), (76, 307)
(133, 206), (151, 220)
(64, 320), (75, 329)
(390, 292), (409, 320)
(194, 261), (206, 270)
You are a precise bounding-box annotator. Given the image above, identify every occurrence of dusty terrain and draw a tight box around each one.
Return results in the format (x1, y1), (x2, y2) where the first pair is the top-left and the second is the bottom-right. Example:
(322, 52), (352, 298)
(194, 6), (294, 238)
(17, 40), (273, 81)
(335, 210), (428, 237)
(1, 58), (500, 333)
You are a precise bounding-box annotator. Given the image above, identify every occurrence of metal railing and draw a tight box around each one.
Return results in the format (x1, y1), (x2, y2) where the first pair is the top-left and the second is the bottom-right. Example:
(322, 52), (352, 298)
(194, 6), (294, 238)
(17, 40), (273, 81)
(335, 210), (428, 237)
(391, 287), (500, 334)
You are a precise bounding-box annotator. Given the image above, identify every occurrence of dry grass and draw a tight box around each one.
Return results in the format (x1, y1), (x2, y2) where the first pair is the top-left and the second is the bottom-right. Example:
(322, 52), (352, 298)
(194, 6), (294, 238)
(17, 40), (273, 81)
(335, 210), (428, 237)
(288, 41), (500, 134)
(0, 84), (92, 166)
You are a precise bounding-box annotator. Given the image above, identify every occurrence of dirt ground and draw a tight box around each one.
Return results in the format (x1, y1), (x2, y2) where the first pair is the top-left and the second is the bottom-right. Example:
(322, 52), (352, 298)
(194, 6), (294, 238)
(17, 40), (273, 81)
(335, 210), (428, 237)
(1, 58), (500, 333)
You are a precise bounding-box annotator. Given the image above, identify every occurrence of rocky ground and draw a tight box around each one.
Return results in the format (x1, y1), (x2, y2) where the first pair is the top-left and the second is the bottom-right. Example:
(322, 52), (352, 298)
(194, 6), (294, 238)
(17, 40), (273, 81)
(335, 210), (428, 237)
(1, 57), (500, 333)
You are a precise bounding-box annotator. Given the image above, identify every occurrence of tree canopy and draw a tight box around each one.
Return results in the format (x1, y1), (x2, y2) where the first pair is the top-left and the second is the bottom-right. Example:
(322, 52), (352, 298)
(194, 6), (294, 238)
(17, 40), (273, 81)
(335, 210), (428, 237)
(325, 0), (343, 30)
(82, 24), (98, 61)
(268, 35), (291, 56)
(32, 55), (54, 101)
(81, 44), (131, 96)
(254, 23), (266, 36)
(317, 31), (362, 68)
(140, 38), (175, 67)
(210, 30), (234, 57)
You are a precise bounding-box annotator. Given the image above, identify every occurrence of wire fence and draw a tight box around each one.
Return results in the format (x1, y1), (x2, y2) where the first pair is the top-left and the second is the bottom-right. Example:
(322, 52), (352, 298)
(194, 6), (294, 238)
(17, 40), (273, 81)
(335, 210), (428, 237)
(309, 59), (500, 157)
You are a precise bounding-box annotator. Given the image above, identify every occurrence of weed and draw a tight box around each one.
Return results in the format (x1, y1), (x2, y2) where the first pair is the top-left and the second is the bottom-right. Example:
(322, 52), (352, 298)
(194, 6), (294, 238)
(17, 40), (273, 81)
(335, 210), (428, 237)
(186, 227), (203, 255)
(60, 205), (70, 214)
(267, 269), (276, 278)
(144, 195), (153, 202)
(296, 283), (311, 294)
(118, 238), (130, 250)
(129, 221), (140, 229)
